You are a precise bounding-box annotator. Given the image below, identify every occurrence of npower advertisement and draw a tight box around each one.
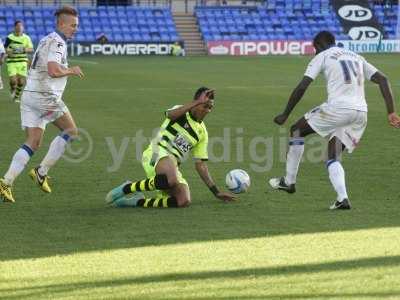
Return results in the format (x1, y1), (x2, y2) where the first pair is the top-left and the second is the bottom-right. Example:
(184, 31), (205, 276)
(207, 40), (315, 56)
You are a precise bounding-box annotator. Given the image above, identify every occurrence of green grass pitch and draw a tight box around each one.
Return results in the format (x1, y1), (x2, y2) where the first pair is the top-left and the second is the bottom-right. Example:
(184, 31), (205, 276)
(0, 55), (399, 300)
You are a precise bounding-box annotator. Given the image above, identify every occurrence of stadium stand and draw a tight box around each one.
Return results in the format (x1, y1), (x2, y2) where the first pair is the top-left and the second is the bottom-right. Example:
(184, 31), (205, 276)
(0, 1), (398, 48)
(0, 5), (180, 43)
(195, 0), (399, 42)
(371, 2), (398, 39)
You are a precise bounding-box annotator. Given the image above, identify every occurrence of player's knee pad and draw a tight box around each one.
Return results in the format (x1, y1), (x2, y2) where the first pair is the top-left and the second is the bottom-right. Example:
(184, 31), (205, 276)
(154, 174), (170, 190)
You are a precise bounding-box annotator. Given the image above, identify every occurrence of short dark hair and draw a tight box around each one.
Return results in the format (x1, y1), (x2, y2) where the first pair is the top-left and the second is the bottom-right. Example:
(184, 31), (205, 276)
(313, 31), (335, 46)
(54, 6), (78, 18)
(14, 20), (22, 26)
(194, 87), (214, 100)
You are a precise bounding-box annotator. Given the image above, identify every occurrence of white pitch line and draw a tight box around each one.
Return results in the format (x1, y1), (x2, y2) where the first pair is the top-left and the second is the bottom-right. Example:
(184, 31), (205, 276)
(69, 59), (99, 65)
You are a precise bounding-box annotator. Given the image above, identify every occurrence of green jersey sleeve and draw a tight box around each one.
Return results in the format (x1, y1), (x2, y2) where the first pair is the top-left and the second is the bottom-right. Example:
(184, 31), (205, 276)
(192, 124), (209, 160)
(24, 35), (33, 49)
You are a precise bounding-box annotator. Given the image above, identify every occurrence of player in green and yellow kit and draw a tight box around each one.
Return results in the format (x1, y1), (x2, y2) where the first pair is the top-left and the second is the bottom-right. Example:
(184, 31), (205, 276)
(106, 87), (237, 208)
(4, 20), (33, 102)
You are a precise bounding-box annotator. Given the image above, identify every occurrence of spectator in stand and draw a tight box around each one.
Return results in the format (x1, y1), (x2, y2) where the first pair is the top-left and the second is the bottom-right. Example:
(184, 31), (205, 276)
(171, 41), (185, 56)
(96, 33), (109, 44)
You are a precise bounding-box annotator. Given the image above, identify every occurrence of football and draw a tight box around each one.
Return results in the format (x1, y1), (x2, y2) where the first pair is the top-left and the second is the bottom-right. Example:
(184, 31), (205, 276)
(225, 169), (250, 194)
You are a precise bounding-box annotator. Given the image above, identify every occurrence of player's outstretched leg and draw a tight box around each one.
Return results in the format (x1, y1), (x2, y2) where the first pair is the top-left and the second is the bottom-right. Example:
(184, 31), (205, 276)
(105, 180), (133, 205)
(0, 127), (43, 202)
(269, 117), (314, 193)
(30, 114), (78, 193)
(113, 184), (188, 208)
(105, 174), (170, 205)
(30, 133), (74, 193)
(0, 144), (35, 203)
(107, 156), (190, 208)
(113, 192), (179, 208)
(327, 137), (351, 210)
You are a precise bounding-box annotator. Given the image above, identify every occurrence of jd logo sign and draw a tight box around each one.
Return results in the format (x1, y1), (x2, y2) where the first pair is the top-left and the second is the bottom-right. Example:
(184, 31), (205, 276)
(338, 5), (372, 22)
(348, 26), (381, 40)
(332, 0), (383, 41)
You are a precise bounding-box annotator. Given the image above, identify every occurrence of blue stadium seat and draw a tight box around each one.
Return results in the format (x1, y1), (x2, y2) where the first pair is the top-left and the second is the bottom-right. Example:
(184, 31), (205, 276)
(2, 4), (396, 44)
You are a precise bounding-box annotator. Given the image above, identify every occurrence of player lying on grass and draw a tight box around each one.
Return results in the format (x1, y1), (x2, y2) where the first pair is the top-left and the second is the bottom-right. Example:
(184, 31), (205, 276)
(269, 31), (400, 210)
(106, 87), (237, 208)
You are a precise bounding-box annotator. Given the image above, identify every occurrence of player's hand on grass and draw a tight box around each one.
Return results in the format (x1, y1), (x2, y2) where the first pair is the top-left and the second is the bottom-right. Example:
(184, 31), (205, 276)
(70, 66), (84, 78)
(388, 112), (400, 128)
(216, 191), (237, 202)
(274, 113), (289, 125)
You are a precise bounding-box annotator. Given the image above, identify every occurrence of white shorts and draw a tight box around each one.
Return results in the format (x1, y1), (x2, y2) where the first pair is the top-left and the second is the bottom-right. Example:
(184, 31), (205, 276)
(20, 91), (69, 130)
(305, 104), (367, 153)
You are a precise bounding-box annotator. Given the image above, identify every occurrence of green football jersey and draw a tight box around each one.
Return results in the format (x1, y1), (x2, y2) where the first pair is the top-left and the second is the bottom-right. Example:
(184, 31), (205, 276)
(4, 33), (33, 63)
(153, 105), (209, 163)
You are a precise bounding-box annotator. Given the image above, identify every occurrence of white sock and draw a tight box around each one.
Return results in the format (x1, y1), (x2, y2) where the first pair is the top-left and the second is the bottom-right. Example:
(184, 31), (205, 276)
(4, 145), (34, 185)
(38, 135), (70, 176)
(285, 138), (305, 185)
(327, 160), (348, 201)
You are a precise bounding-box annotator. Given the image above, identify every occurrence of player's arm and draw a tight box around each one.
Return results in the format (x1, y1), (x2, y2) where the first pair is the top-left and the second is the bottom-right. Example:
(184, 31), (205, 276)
(4, 38), (13, 56)
(24, 37), (34, 54)
(370, 71), (400, 128)
(47, 39), (84, 79)
(24, 47), (34, 54)
(194, 160), (237, 202)
(48, 62), (84, 78)
(274, 76), (313, 125)
(167, 89), (214, 121)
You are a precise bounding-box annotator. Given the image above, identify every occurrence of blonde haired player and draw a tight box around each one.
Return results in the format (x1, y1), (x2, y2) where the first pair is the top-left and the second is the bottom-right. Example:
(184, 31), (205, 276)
(0, 6), (84, 203)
